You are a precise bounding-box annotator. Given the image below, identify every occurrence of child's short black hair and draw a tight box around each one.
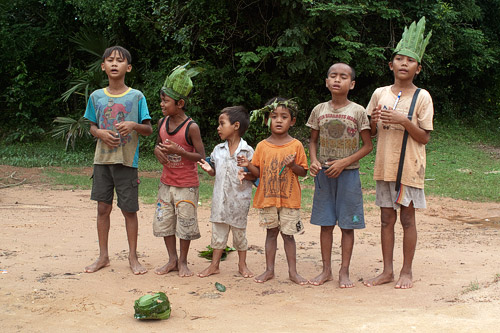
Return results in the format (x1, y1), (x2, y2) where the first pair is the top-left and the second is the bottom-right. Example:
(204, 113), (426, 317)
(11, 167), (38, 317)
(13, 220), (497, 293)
(327, 62), (356, 81)
(102, 46), (132, 64)
(221, 106), (249, 137)
(264, 97), (298, 118)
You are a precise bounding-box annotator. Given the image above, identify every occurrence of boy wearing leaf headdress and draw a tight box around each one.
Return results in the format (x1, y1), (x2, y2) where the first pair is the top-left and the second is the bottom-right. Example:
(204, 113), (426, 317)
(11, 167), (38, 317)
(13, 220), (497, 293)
(153, 63), (205, 277)
(364, 17), (434, 289)
(238, 97), (309, 285)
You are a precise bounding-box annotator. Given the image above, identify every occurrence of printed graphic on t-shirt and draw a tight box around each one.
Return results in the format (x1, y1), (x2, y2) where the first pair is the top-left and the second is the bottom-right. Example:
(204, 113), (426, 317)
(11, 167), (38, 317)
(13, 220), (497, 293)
(99, 98), (133, 152)
(262, 157), (294, 200)
(318, 114), (359, 160)
(166, 154), (183, 167)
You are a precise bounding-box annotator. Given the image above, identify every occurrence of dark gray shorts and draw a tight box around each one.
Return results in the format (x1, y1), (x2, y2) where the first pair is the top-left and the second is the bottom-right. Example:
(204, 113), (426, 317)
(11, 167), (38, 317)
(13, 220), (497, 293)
(91, 164), (139, 212)
(310, 168), (365, 229)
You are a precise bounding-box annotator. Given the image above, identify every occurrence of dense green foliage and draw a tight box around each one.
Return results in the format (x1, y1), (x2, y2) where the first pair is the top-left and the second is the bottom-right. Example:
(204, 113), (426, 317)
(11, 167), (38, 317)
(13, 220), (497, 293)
(1, 0), (500, 151)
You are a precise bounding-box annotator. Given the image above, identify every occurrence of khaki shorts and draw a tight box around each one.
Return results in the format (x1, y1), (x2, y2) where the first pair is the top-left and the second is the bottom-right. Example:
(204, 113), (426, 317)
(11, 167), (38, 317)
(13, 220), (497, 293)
(375, 181), (427, 209)
(153, 183), (200, 240)
(258, 207), (304, 235)
(211, 222), (247, 251)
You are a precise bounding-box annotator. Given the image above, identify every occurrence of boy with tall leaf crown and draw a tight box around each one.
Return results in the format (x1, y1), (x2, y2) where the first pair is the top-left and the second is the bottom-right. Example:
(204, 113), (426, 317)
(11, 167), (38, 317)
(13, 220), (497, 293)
(153, 63), (206, 277)
(363, 17), (433, 289)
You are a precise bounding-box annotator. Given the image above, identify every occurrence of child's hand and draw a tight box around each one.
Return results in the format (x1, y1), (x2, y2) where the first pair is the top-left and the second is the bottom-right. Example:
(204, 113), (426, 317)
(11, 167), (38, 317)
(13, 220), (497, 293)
(160, 139), (185, 155)
(154, 144), (169, 164)
(380, 107), (407, 125)
(237, 168), (247, 184)
(98, 129), (120, 148)
(324, 159), (348, 178)
(237, 155), (249, 167)
(115, 121), (136, 136)
(283, 153), (297, 167)
(370, 104), (382, 124)
(197, 159), (213, 173)
(309, 160), (322, 177)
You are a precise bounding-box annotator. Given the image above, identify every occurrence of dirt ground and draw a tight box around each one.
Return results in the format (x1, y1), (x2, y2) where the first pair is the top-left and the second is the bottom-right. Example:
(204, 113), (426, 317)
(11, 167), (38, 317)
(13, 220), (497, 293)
(1, 165), (500, 332)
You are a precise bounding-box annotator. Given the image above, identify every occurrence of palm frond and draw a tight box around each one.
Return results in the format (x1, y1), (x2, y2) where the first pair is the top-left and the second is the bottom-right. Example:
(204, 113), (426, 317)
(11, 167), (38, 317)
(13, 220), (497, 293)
(51, 116), (91, 151)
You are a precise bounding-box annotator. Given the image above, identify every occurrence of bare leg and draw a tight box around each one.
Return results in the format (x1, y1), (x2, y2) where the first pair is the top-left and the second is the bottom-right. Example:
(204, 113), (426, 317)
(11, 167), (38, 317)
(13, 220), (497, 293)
(282, 232), (308, 285)
(178, 239), (193, 277)
(122, 210), (147, 275)
(254, 227), (279, 283)
(197, 249), (223, 277)
(238, 250), (254, 278)
(155, 235), (178, 275)
(339, 228), (354, 288)
(309, 226), (334, 286)
(364, 207), (396, 286)
(396, 203), (417, 289)
(84, 202), (112, 273)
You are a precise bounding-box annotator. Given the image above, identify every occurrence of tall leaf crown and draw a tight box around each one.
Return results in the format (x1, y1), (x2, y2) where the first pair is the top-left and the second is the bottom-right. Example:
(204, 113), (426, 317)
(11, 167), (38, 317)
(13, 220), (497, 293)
(393, 16), (432, 63)
(161, 62), (203, 101)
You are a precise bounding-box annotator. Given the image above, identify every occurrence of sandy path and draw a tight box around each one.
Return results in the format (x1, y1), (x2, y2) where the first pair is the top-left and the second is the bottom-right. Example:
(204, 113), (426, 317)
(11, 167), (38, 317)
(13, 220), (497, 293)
(1, 168), (500, 332)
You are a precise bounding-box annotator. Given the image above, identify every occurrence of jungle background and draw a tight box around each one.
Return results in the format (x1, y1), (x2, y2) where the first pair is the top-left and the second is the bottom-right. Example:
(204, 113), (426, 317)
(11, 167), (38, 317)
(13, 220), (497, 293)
(1, 0), (500, 151)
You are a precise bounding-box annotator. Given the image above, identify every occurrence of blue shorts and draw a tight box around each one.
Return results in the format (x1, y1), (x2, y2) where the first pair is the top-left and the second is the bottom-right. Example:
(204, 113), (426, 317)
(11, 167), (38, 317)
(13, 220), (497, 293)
(310, 168), (365, 229)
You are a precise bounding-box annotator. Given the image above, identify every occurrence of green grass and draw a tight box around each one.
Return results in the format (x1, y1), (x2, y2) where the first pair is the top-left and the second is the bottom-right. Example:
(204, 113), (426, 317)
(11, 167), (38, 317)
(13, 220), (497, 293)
(43, 169), (92, 190)
(2, 120), (499, 204)
(0, 140), (95, 167)
(424, 122), (500, 201)
(462, 279), (481, 294)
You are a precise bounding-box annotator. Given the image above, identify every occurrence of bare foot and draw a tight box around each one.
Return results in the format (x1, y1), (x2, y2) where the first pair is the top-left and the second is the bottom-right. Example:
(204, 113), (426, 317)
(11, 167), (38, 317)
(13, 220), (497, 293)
(363, 272), (394, 287)
(239, 264), (254, 278)
(289, 272), (308, 285)
(254, 270), (274, 283)
(395, 272), (413, 289)
(155, 260), (178, 275)
(178, 262), (194, 277)
(197, 265), (220, 278)
(84, 257), (110, 273)
(339, 269), (354, 288)
(129, 257), (147, 275)
(309, 271), (333, 286)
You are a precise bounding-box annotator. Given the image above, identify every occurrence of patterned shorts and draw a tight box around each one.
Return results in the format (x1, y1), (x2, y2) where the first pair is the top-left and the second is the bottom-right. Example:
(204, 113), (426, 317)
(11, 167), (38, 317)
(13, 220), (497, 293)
(153, 183), (200, 240)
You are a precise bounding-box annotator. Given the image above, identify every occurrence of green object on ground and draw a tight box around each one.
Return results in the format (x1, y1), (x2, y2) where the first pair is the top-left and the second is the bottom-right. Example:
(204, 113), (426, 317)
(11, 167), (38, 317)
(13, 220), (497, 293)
(198, 245), (236, 261)
(134, 292), (171, 320)
(215, 282), (226, 292)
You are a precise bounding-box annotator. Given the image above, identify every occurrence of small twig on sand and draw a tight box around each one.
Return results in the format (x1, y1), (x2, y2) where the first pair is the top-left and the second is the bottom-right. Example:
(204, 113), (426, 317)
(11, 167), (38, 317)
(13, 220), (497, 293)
(0, 171), (27, 189)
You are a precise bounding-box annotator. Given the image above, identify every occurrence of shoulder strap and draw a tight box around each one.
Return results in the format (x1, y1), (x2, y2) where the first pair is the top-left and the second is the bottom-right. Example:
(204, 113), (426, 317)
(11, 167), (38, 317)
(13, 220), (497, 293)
(159, 117), (167, 131)
(395, 88), (421, 193)
(155, 117), (167, 147)
(185, 120), (195, 146)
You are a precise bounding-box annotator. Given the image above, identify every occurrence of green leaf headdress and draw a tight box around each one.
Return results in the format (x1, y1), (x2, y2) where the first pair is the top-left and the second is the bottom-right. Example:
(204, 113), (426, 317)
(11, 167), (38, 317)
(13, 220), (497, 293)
(161, 62), (204, 101)
(250, 97), (299, 128)
(393, 17), (432, 63)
